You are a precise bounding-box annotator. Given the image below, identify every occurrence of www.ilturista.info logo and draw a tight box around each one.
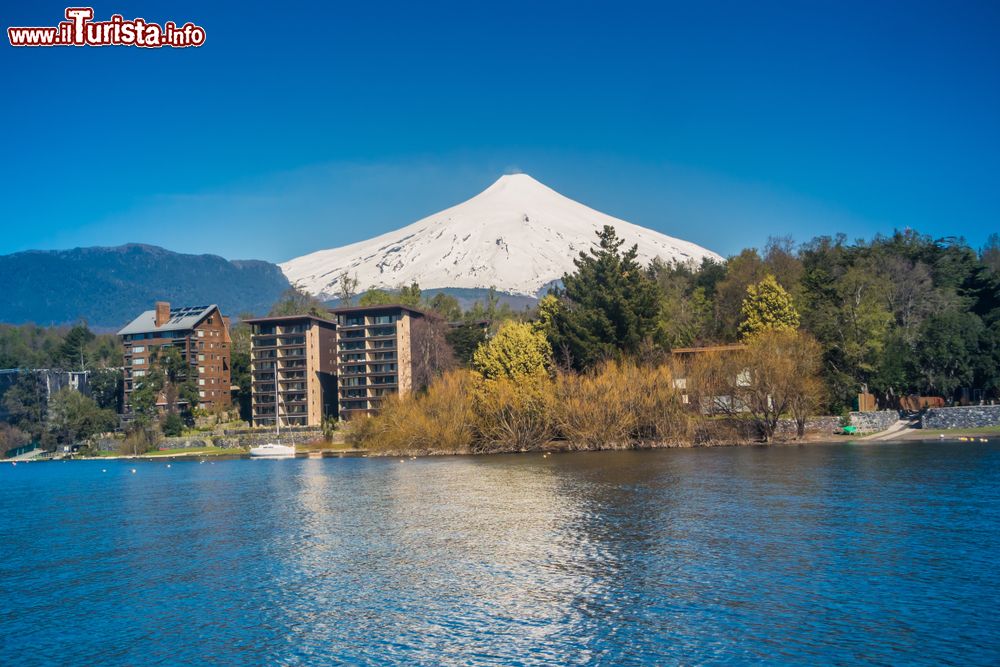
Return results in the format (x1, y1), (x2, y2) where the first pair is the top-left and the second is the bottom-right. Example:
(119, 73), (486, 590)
(8, 7), (205, 48)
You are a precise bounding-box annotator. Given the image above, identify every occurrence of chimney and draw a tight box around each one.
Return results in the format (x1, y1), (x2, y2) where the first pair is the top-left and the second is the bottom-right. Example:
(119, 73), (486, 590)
(154, 301), (170, 327)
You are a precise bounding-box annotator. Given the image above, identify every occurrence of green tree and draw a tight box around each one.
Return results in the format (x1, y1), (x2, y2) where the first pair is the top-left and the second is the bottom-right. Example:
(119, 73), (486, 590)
(229, 321), (253, 422)
(473, 321), (552, 380)
(427, 292), (463, 321)
(358, 289), (395, 306)
(398, 282), (422, 307)
(161, 412), (184, 437)
(548, 226), (661, 369)
(713, 248), (767, 340)
(129, 369), (165, 424)
(738, 275), (800, 339)
(89, 368), (123, 412)
(982, 233), (1000, 274)
(46, 388), (116, 445)
(268, 287), (328, 317)
(336, 272), (359, 305)
(445, 323), (487, 365)
(58, 324), (96, 370)
(647, 258), (718, 349)
(913, 310), (982, 398)
(2, 372), (47, 442)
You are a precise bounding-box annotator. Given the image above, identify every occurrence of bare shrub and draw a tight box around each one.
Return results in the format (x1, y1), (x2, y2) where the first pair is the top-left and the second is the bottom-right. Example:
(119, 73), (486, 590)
(688, 329), (825, 442)
(553, 360), (691, 449)
(347, 370), (475, 454)
(629, 363), (692, 445)
(473, 373), (555, 453)
(118, 425), (161, 456)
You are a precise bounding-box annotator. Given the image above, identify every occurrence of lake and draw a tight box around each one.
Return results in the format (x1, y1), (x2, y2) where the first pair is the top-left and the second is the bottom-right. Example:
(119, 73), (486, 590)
(1, 442), (998, 665)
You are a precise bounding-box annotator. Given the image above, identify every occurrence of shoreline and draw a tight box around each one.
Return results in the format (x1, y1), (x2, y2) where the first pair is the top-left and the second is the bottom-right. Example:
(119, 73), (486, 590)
(4, 431), (995, 465)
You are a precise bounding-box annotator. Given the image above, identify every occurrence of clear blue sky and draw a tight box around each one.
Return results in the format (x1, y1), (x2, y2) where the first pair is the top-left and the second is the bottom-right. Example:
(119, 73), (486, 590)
(2, 0), (998, 262)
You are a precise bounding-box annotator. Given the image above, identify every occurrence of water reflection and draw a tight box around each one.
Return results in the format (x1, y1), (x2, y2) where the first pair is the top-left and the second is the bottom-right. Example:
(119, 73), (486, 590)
(1, 443), (998, 665)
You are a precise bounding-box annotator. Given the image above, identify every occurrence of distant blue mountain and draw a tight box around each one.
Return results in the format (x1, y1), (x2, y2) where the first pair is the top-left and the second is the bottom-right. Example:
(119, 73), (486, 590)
(0, 244), (290, 330)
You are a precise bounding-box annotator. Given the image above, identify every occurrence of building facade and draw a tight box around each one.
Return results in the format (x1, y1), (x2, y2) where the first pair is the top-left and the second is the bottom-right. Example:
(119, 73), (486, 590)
(118, 302), (232, 415)
(245, 305), (426, 426)
(331, 305), (424, 419)
(247, 315), (337, 428)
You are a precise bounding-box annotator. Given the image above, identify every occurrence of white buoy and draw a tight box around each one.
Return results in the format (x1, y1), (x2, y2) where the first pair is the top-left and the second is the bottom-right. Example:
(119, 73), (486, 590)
(166, 464), (171, 468)
(131, 468), (136, 474)
(102, 469), (106, 473)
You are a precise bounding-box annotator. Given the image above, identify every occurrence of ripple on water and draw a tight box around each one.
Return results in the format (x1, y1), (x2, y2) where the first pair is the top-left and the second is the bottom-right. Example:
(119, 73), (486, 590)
(1, 443), (998, 666)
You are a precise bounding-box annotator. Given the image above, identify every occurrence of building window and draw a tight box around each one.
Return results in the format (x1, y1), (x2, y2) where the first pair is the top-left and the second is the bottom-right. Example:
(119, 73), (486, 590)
(199, 366), (205, 374)
(131, 346), (145, 354)
(197, 330), (205, 338)
(132, 358), (145, 365)
(133, 370), (146, 378)
(199, 379), (205, 386)
(198, 354), (205, 361)
(199, 391), (206, 398)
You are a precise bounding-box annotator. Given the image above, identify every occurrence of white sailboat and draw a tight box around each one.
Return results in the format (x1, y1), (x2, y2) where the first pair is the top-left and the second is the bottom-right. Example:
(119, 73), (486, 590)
(250, 370), (295, 458)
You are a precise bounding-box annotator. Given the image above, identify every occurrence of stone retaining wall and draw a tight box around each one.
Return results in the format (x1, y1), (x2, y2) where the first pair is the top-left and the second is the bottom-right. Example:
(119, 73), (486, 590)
(94, 428), (327, 452)
(849, 410), (898, 433)
(922, 405), (1000, 430)
(163, 429), (325, 450)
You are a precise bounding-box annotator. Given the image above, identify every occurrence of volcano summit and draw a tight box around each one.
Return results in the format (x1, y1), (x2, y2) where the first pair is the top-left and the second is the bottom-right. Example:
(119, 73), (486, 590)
(280, 174), (721, 298)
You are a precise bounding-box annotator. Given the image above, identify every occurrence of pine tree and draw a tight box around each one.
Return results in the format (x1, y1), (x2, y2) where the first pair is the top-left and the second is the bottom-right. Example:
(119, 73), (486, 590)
(548, 226), (661, 370)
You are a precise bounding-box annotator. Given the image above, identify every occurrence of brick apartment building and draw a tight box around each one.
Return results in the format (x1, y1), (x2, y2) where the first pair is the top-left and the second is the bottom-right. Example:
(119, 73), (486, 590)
(247, 304), (426, 425)
(118, 302), (232, 415)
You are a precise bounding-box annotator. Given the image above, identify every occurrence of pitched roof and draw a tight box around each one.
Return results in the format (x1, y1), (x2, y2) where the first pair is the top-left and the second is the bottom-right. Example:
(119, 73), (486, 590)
(117, 305), (218, 336)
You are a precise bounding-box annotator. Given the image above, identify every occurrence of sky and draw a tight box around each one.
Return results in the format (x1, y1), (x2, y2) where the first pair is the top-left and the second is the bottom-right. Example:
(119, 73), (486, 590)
(1, 0), (998, 263)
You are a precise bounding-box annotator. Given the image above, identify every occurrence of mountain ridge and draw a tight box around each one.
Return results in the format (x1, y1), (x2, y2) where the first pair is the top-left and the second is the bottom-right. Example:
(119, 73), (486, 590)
(0, 244), (290, 330)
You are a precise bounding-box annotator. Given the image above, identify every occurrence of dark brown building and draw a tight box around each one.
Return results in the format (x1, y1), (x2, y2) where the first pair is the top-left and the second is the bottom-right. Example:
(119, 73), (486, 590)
(330, 304), (426, 419)
(118, 302), (232, 415)
(246, 314), (338, 427)
(245, 304), (430, 425)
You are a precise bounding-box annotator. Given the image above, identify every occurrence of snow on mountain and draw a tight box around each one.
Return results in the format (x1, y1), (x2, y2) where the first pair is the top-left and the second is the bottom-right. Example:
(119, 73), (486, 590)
(280, 174), (722, 298)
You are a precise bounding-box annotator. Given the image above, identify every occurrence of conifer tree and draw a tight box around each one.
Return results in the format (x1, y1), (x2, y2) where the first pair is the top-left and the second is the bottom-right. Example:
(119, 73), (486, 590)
(548, 226), (661, 370)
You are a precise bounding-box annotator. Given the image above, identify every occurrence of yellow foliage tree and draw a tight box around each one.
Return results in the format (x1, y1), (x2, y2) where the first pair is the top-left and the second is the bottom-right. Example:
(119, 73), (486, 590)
(738, 274), (800, 339)
(472, 321), (552, 380)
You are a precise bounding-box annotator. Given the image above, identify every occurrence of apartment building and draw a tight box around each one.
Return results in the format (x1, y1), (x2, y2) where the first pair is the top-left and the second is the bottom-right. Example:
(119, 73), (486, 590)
(331, 304), (425, 419)
(118, 302), (232, 414)
(246, 314), (338, 427)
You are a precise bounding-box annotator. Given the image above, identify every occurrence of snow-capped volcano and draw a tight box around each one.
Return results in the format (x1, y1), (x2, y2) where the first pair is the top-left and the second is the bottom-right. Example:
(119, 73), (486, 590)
(280, 174), (721, 298)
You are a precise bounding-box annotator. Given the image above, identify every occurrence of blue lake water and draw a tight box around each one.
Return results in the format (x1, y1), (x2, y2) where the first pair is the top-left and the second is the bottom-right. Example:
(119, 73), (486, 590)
(1, 442), (998, 666)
